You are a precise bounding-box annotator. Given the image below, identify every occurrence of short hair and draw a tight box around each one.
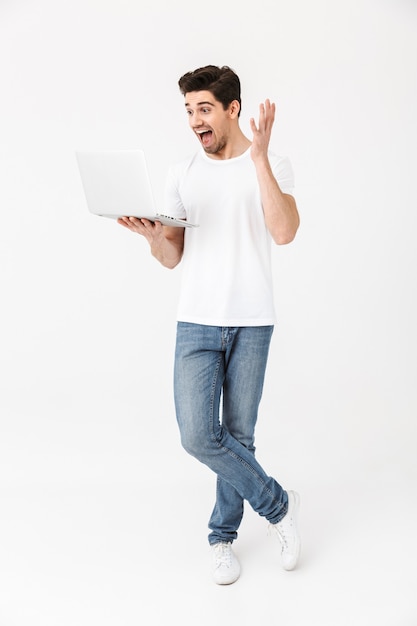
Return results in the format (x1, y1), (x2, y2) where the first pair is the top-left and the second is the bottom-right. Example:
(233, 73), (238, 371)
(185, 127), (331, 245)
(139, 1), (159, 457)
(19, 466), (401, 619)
(178, 65), (242, 117)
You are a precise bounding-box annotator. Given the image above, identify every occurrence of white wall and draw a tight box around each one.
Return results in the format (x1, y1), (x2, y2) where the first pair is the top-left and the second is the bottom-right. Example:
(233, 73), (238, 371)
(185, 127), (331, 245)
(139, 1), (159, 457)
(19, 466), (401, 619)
(1, 0), (416, 495)
(1, 1), (416, 624)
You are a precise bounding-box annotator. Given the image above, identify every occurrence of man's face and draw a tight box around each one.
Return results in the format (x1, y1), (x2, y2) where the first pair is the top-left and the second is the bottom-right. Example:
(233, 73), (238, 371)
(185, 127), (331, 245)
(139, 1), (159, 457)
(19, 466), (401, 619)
(184, 90), (235, 156)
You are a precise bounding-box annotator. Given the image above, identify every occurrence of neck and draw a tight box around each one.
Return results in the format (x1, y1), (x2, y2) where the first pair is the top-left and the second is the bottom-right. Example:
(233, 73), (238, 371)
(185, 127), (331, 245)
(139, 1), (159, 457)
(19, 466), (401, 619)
(207, 130), (251, 160)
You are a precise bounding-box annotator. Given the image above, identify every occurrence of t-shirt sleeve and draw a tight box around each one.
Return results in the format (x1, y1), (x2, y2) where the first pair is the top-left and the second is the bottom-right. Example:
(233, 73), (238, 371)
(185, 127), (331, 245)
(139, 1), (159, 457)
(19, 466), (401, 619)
(271, 154), (295, 196)
(163, 165), (187, 220)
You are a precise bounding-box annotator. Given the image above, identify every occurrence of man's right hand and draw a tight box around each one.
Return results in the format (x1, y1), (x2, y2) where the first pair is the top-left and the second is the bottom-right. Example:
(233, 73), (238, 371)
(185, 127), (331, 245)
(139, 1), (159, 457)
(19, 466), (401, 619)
(117, 216), (164, 246)
(117, 216), (184, 269)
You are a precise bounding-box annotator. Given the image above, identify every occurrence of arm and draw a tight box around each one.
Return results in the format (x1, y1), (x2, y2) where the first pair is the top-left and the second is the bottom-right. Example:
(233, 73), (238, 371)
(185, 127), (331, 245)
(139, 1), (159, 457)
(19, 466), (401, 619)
(117, 217), (184, 269)
(250, 100), (300, 245)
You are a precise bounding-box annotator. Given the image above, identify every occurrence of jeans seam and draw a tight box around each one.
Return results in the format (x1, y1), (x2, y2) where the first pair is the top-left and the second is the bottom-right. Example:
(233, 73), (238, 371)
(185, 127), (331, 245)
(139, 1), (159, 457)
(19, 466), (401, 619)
(209, 353), (222, 446)
(221, 445), (279, 503)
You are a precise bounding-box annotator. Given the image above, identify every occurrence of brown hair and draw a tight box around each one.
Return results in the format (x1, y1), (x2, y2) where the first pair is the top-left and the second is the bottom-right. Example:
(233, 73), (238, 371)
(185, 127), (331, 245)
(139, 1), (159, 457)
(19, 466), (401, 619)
(178, 65), (242, 117)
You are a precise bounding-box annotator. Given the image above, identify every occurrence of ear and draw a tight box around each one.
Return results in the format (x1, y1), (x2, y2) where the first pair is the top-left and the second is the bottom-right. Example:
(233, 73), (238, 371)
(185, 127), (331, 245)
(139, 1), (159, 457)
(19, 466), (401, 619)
(229, 99), (240, 119)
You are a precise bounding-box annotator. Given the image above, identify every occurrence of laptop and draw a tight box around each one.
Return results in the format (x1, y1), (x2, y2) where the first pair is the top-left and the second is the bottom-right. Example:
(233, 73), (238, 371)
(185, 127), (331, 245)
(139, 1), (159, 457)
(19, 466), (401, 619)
(75, 149), (198, 228)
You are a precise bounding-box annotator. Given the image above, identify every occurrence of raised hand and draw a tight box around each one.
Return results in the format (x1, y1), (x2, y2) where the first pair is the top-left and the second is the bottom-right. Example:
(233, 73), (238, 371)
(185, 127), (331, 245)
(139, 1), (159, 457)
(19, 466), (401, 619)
(249, 99), (276, 161)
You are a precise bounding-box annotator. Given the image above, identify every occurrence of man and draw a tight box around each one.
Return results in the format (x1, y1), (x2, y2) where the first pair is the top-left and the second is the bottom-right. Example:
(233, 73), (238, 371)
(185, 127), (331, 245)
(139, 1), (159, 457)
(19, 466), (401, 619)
(118, 65), (300, 585)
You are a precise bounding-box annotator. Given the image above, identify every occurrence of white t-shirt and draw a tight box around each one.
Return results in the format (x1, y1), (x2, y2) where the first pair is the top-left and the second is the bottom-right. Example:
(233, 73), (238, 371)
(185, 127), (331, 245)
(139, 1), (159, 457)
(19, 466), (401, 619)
(164, 147), (295, 327)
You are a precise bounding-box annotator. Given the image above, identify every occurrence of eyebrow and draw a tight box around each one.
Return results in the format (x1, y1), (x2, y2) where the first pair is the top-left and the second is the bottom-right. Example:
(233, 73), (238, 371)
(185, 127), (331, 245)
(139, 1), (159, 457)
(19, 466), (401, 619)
(184, 100), (215, 108)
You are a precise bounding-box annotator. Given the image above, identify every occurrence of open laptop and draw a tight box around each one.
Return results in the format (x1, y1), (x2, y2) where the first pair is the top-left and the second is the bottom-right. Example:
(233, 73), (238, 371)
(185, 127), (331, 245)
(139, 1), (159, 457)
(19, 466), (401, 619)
(75, 149), (198, 228)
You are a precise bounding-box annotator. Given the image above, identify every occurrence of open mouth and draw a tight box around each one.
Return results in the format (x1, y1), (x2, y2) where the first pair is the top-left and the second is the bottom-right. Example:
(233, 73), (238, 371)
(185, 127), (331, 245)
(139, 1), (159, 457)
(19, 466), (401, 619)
(196, 129), (213, 147)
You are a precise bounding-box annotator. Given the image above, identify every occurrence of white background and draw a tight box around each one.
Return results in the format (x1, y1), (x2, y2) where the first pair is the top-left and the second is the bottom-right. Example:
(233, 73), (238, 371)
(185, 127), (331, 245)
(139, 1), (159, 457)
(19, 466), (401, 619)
(1, 0), (416, 624)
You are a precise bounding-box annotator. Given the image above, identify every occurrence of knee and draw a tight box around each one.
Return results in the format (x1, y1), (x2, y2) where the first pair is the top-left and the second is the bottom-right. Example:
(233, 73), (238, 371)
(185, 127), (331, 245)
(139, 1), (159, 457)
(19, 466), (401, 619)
(180, 429), (216, 461)
(180, 431), (203, 458)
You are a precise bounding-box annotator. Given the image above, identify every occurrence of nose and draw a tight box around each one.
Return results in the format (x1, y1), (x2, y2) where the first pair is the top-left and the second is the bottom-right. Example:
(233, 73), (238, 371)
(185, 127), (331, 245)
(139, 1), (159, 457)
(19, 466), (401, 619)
(191, 111), (203, 128)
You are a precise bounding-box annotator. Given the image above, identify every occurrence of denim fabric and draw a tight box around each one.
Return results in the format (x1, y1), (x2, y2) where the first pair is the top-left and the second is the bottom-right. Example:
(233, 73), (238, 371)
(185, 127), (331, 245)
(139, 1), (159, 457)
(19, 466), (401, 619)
(174, 322), (288, 545)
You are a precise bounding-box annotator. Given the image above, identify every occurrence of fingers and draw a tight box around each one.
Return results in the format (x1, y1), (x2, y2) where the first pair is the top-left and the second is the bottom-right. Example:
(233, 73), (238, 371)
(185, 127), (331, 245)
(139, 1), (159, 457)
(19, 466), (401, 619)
(260, 99), (275, 127)
(250, 100), (276, 137)
(117, 217), (134, 229)
(118, 216), (151, 230)
(134, 217), (164, 235)
(249, 117), (257, 133)
(250, 99), (277, 162)
(117, 216), (142, 234)
(117, 217), (164, 245)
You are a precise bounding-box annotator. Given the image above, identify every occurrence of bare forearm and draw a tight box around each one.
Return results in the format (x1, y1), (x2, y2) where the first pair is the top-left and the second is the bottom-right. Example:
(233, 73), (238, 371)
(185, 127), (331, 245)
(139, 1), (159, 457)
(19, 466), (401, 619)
(254, 158), (300, 245)
(151, 235), (184, 268)
(117, 217), (184, 268)
(250, 100), (299, 244)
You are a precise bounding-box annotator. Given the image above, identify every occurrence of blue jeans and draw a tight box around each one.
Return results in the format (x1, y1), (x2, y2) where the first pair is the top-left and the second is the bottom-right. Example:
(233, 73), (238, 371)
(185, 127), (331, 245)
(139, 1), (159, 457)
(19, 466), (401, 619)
(174, 322), (288, 545)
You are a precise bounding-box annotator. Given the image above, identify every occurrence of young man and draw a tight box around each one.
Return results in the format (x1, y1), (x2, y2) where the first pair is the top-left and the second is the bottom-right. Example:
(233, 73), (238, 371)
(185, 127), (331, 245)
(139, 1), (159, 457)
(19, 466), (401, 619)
(118, 65), (300, 585)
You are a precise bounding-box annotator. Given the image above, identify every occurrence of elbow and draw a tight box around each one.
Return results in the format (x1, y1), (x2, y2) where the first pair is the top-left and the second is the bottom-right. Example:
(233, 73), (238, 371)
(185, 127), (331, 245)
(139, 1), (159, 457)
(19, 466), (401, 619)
(269, 209), (300, 245)
(272, 223), (300, 246)
(274, 233), (295, 245)
(164, 259), (182, 269)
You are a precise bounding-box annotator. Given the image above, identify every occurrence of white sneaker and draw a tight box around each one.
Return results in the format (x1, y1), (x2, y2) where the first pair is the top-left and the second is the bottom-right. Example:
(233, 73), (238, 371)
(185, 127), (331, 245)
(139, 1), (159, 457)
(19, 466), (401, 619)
(269, 490), (301, 570)
(211, 542), (241, 585)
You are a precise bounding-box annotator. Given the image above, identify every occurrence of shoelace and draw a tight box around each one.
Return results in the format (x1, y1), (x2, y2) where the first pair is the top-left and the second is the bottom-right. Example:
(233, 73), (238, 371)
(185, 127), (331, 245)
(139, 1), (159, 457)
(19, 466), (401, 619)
(213, 542), (233, 568)
(268, 518), (293, 550)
